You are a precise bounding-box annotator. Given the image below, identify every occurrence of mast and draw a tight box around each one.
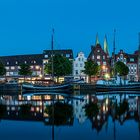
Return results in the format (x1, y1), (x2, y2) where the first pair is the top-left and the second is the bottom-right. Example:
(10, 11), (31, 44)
(113, 29), (116, 57)
(51, 29), (54, 82)
(113, 29), (116, 78)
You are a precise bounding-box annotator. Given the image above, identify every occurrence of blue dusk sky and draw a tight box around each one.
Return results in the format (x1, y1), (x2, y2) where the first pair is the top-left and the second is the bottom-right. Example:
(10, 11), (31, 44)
(0, 0), (140, 57)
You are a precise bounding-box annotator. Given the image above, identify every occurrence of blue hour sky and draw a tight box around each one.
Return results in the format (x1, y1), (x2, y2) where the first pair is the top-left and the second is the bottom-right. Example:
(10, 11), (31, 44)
(0, 0), (140, 57)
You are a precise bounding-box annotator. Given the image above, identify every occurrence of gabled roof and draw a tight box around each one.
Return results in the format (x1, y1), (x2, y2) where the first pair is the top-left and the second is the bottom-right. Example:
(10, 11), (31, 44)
(0, 54), (44, 66)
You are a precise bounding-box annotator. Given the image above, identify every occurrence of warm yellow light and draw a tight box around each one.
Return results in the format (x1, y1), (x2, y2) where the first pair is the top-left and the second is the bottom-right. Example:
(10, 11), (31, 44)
(105, 73), (110, 79)
(36, 66), (40, 69)
(102, 65), (106, 70)
(39, 74), (43, 78)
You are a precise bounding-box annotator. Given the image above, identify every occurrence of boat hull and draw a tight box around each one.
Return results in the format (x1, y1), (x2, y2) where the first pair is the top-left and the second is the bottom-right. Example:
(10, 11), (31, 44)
(22, 84), (72, 92)
(96, 84), (140, 92)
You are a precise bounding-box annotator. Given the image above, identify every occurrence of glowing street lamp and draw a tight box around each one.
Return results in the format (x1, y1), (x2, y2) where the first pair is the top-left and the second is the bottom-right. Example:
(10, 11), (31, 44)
(105, 73), (110, 79)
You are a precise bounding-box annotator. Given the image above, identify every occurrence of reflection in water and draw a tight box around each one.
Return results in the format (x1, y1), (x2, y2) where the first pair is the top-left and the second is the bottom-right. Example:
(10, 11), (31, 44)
(0, 92), (140, 139)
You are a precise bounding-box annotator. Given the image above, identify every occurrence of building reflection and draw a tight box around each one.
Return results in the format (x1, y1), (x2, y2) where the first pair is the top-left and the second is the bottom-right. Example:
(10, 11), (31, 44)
(0, 92), (140, 133)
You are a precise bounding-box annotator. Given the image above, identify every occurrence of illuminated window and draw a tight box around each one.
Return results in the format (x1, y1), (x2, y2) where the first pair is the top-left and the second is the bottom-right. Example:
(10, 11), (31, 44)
(36, 66), (40, 69)
(11, 66), (15, 70)
(97, 55), (100, 59)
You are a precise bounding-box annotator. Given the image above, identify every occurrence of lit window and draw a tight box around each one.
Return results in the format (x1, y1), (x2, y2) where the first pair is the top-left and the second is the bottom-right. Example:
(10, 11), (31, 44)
(11, 66), (15, 70)
(103, 56), (105, 59)
(92, 55), (94, 59)
(36, 66), (40, 70)
(34, 61), (36, 64)
(97, 55), (100, 59)
(7, 62), (9, 65)
(5, 67), (9, 70)
(97, 61), (100, 65)
(97, 49), (100, 52)
(25, 61), (27, 64)
(45, 55), (48, 58)
(15, 61), (18, 64)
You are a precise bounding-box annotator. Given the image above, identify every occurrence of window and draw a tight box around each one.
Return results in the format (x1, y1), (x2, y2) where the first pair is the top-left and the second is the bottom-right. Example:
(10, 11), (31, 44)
(103, 62), (106, 65)
(34, 61), (36, 64)
(15, 61), (18, 64)
(130, 58), (134, 62)
(103, 56), (105, 59)
(75, 63), (78, 67)
(36, 66), (40, 70)
(97, 55), (100, 59)
(75, 70), (78, 75)
(11, 66), (15, 70)
(45, 55), (48, 58)
(97, 61), (100, 65)
(24, 61), (27, 64)
(5, 67), (9, 70)
(97, 49), (100, 52)
(120, 54), (123, 59)
(7, 62), (9, 65)
(66, 54), (70, 58)
(78, 58), (81, 61)
(92, 55), (94, 59)
(80, 63), (83, 67)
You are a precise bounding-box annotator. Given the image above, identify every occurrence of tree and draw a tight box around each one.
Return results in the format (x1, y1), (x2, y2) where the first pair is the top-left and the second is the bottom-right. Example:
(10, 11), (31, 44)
(44, 54), (72, 82)
(45, 102), (73, 125)
(84, 60), (100, 83)
(0, 62), (6, 76)
(115, 61), (129, 85)
(18, 64), (32, 81)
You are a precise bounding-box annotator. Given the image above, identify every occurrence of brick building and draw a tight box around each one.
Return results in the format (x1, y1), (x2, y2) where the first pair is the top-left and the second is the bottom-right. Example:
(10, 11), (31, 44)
(88, 35), (110, 79)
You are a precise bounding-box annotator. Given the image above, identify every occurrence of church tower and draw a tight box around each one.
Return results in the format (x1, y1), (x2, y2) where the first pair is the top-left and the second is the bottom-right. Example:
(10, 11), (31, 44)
(104, 35), (109, 56)
(95, 33), (100, 45)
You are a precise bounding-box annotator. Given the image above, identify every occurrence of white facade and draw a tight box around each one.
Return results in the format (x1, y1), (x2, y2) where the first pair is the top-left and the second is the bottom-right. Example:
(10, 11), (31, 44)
(127, 63), (138, 81)
(73, 52), (87, 80)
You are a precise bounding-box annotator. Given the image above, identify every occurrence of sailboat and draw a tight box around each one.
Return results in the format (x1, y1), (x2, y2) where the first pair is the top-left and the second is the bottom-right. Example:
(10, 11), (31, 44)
(22, 29), (72, 92)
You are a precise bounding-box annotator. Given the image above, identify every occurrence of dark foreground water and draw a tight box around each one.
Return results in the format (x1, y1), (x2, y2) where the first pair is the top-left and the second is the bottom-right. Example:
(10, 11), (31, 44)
(0, 91), (140, 140)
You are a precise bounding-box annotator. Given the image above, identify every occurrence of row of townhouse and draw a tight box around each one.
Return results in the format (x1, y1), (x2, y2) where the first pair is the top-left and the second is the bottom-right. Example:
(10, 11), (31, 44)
(0, 49), (73, 80)
(73, 35), (140, 82)
(0, 36), (140, 82)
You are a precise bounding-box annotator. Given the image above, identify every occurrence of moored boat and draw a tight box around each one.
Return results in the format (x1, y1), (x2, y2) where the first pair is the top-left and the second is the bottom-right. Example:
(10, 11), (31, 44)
(22, 83), (72, 92)
(96, 83), (140, 92)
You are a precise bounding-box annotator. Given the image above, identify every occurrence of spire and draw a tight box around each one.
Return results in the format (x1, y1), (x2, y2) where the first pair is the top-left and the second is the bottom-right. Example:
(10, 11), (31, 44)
(96, 33), (100, 45)
(104, 35), (109, 55)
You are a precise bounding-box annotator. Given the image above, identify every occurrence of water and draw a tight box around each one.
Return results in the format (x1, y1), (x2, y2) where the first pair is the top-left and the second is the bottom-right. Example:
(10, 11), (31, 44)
(0, 91), (140, 140)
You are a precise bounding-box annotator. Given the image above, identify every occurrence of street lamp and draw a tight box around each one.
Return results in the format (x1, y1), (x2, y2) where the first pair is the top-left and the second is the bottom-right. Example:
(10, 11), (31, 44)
(105, 73), (110, 84)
